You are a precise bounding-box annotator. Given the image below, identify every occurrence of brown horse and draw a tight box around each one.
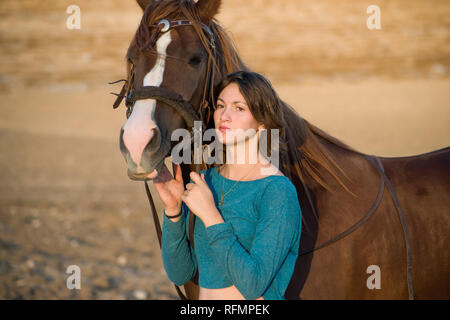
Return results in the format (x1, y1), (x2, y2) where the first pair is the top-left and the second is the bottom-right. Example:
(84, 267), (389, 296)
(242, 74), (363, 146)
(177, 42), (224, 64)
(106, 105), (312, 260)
(114, 0), (450, 299)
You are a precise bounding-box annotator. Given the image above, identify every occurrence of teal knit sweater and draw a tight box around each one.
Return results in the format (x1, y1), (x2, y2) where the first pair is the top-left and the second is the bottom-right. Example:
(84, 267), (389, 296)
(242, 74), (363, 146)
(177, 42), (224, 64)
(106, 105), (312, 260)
(161, 166), (302, 300)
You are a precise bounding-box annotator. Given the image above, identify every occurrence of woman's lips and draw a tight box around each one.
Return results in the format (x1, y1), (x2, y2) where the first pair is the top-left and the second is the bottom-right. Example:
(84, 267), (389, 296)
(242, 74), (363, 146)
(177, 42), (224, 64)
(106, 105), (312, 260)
(218, 126), (230, 132)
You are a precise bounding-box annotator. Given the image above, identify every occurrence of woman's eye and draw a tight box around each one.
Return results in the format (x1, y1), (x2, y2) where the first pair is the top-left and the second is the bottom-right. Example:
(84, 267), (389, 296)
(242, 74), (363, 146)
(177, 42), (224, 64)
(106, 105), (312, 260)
(236, 106), (245, 111)
(216, 104), (224, 109)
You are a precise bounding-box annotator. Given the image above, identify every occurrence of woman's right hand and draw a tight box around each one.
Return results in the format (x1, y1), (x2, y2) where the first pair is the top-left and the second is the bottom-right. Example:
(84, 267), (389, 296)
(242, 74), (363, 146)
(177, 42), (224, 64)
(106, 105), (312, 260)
(153, 163), (185, 216)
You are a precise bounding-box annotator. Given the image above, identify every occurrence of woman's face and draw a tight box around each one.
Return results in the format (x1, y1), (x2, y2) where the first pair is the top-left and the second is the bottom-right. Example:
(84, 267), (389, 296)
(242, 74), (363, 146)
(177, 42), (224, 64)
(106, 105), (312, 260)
(214, 83), (264, 145)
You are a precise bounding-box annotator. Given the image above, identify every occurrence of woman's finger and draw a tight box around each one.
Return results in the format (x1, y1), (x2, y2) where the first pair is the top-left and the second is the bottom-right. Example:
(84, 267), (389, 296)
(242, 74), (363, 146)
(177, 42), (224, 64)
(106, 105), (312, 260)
(190, 171), (205, 185)
(188, 182), (198, 190)
(172, 163), (184, 184)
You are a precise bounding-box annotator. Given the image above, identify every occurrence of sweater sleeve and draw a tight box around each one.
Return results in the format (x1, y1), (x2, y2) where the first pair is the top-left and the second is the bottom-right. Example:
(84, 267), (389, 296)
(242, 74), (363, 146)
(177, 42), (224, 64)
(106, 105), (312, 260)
(205, 180), (301, 299)
(161, 202), (197, 286)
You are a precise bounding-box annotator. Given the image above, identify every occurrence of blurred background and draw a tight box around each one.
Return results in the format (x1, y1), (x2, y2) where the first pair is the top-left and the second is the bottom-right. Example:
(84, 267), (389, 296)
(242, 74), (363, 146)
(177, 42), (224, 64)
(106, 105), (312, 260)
(0, 0), (449, 299)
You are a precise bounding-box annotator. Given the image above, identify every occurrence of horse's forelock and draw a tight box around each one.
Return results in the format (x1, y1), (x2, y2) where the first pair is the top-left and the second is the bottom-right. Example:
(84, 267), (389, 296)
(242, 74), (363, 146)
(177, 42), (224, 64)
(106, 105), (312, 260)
(134, 1), (203, 51)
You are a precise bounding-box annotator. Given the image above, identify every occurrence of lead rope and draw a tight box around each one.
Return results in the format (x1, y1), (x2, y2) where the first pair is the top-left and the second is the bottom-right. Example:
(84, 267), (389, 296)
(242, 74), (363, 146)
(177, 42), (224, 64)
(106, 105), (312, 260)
(144, 181), (188, 300)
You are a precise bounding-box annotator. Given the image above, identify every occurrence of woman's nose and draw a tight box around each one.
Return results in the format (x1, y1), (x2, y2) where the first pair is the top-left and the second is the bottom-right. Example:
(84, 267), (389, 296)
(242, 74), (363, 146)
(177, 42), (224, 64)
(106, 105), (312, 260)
(219, 106), (231, 121)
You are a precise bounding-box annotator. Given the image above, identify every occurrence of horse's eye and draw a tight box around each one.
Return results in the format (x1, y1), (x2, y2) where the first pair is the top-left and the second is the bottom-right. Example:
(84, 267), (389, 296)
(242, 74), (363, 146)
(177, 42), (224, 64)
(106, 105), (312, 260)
(188, 55), (203, 67)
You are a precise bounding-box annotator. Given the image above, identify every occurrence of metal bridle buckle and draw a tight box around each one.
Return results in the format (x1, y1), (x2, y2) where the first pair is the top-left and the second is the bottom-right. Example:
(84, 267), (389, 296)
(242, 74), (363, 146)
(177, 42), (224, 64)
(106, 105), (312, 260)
(157, 19), (171, 32)
(201, 25), (216, 49)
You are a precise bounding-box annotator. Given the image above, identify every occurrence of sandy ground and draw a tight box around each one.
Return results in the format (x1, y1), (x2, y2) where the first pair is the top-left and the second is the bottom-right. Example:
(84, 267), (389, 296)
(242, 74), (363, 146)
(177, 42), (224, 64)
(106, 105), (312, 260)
(0, 0), (449, 299)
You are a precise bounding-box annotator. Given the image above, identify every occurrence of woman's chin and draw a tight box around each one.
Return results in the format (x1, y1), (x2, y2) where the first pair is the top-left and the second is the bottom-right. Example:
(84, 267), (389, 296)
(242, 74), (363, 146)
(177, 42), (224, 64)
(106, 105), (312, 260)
(216, 128), (257, 146)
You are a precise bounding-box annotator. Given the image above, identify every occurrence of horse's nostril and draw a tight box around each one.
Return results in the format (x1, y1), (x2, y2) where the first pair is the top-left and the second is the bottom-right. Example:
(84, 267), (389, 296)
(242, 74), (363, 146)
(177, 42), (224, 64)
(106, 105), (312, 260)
(147, 127), (161, 151)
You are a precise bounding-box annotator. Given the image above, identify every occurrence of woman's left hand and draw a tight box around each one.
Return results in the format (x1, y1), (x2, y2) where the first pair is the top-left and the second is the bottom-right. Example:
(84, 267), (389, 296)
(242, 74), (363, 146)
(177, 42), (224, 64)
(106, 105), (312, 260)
(181, 172), (224, 227)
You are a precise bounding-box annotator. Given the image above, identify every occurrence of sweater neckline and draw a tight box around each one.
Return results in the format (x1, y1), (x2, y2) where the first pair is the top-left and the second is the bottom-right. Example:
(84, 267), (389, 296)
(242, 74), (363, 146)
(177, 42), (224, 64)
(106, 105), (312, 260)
(212, 166), (286, 183)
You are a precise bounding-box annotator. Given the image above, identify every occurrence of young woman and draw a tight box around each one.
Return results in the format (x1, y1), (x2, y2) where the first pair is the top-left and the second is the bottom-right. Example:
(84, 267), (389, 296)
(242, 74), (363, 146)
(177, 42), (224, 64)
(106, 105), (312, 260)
(153, 71), (302, 300)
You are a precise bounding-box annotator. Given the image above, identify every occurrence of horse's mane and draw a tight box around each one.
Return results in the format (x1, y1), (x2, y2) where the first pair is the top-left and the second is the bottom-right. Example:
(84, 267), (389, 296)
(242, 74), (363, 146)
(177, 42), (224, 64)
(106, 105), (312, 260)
(134, 0), (357, 229)
(281, 102), (356, 194)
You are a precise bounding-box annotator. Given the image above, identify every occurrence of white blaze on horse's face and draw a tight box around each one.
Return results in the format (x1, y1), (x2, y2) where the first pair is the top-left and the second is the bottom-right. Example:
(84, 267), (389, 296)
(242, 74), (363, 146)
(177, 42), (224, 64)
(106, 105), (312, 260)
(122, 31), (172, 174)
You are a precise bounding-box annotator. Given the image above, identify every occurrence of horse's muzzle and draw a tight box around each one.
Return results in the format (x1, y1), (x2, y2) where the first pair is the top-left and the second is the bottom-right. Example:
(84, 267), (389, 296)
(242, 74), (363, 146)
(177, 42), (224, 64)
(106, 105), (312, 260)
(120, 128), (171, 181)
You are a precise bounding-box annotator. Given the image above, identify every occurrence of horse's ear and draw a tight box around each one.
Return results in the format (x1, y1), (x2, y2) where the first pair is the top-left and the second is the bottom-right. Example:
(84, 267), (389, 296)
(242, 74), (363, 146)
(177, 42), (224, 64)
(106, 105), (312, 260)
(196, 0), (221, 24)
(136, 0), (152, 11)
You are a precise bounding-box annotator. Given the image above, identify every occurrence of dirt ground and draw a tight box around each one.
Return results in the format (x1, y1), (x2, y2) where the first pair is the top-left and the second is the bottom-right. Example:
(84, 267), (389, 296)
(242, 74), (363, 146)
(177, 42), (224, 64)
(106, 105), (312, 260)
(0, 0), (449, 299)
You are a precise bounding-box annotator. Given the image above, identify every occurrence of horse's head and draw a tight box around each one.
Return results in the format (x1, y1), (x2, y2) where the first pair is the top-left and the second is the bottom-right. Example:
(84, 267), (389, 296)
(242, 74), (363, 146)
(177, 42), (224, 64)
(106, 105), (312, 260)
(117, 0), (222, 180)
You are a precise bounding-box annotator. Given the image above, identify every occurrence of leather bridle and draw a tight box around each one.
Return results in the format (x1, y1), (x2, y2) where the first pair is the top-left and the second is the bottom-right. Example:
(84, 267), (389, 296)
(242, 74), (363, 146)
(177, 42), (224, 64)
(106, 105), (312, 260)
(110, 18), (216, 130)
(110, 18), (216, 300)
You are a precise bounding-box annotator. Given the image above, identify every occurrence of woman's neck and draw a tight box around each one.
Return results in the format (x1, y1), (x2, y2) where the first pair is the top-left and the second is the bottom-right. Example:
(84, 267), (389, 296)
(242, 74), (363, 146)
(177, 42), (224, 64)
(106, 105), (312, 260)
(220, 137), (279, 180)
